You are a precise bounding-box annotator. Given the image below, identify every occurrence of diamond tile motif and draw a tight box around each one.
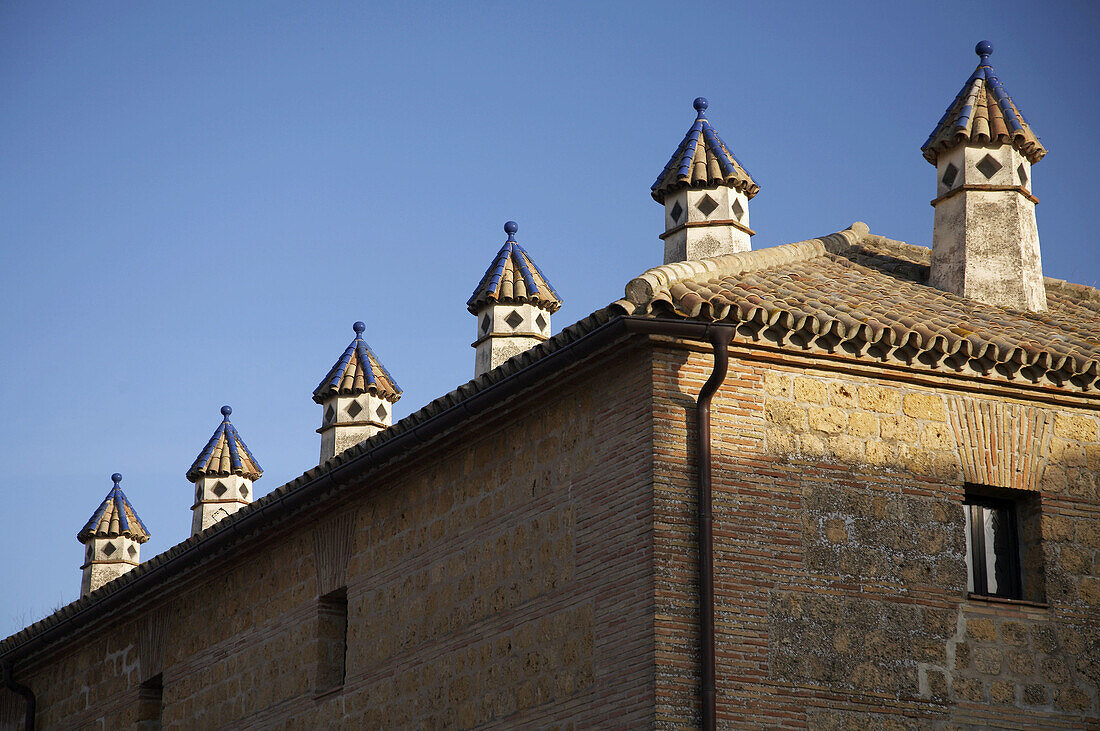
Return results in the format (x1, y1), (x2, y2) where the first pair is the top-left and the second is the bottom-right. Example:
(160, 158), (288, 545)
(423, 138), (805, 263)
(535, 313), (547, 331)
(376, 404), (387, 420)
(128, 545), (138, 558)
(102, 542), (117, 557)
(976, 154), (1002, 180)
(1017, 164), (1028, 186)
(240, 484), (249, 498)
(941, 162), (959, 188)
(697, 194), (719, 217)
(346, 400), (363, 418)
(670, 201), (684, 223)
(480, 314), (490, 334)
(505, 309), (523, 329)
(732, 198), (745, 221)
(212, 481), (228, 498)
(324, 405), (335, 424)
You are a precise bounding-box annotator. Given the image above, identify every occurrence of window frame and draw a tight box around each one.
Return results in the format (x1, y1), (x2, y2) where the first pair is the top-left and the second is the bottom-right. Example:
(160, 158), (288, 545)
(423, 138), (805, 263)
(964, 490), (1023, 600)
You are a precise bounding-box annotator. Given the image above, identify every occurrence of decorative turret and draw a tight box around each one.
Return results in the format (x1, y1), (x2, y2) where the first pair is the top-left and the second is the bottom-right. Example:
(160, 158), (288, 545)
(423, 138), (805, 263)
(186, 405), (262, 535)
(313, 321), (402, 463)
(467, 221), (562, 377)
(652, 97), (759, 264)
(923, 41), (1048, 312)
(78, 473), (150, 597)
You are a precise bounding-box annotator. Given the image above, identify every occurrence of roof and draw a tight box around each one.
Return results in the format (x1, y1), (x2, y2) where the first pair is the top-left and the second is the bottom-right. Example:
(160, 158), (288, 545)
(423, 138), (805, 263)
(466, 221), (562, 315)
(922, 41), (1046, 165)
(78, 474), (151, 544)
(313, 322), (402, 404)
(185, 406), (263, 482)
(613, 222), (1100, 391)
(651, 97), (759, 204)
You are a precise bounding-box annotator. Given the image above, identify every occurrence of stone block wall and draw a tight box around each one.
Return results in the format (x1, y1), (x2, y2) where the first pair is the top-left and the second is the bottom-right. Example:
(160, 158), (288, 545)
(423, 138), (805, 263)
(5, 343), (658, 728)
(652, 342), (1099, 728)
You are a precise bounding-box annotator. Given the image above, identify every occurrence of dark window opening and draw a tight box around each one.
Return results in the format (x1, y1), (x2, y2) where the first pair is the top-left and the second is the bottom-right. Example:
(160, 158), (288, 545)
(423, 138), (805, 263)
(317, 588), (349, 692)
(136, 673), (163, 730)
(963, 485), (1042, 601)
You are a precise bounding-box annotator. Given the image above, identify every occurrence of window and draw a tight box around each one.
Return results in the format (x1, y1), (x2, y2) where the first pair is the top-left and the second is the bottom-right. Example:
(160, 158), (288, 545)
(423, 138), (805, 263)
(962, 482), (1049, 602)
(317, 588), (349, 692)
(136, 673), (163, 730)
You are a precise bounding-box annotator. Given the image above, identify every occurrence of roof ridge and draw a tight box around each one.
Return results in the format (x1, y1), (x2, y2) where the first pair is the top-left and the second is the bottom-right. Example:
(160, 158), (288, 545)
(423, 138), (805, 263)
(614, 223), (867, 314)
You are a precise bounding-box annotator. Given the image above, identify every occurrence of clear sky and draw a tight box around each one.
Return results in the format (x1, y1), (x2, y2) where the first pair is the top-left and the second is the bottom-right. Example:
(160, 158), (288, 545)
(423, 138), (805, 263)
(1, 1), (1097, 637)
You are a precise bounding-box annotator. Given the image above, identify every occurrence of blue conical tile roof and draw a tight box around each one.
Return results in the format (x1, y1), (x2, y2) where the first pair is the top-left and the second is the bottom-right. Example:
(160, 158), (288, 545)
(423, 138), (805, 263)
(186, 406), (263, 482)
(922, 41), (1045, 165)
(467, 222), (562, 315)
(78, 474), (150, 543)
(313, 322), (402, 404)
(652, 98), (759, 204)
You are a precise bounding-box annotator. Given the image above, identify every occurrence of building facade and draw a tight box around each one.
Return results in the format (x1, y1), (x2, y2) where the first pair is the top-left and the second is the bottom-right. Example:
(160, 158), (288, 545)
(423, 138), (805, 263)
(1, 42), (1098, 729)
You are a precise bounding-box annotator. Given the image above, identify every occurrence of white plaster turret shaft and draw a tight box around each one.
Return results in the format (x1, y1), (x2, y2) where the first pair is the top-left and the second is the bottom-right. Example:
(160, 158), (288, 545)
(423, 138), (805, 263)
(652, 98), (759, 264)
(78, 473), (150, 597)
(314, 321), (402, 463)
(186, 406), (262, 535)
(924, 42), (1048, 312)
(468, 221), (562, 377)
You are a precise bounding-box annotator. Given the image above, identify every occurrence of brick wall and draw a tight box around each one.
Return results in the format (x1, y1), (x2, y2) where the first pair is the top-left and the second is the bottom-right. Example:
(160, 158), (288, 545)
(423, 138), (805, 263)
(7, 342), (658, 729)
(652, 341), (1099, 728)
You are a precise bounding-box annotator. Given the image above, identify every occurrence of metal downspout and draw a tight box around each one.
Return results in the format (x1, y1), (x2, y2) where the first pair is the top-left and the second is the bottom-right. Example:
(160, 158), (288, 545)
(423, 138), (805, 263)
(2, 659), (35, 730)
(696, 327), (731, 731)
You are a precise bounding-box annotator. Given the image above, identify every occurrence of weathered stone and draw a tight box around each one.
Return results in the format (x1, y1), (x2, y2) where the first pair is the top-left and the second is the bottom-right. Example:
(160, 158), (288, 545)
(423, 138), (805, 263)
(808, 406), (848, 433)
(972, 646), (1003, 675)
(1000, 622), (1028, 647)
(1007, 649), (1033, 675)
(952, 677), (984, 702)
(880, 416), (919, 442)
(1078, 577), (1100, 606)
(920, 423), (954, 450)
(860, 386), (901, 413)
(764, 371), (791, 397)
(965, 618), (996, 642)
(902, 393), (947, 421)
(1053, 687), (1092, 712)
(824, 518), (848, 544)
(1039, 656), (1069, 685)
(766, 401), (807, 430)
(794, 377), (828, 404)
(1053, 414), (1098, 442)
(1023, 683), (1047, 706)
(828, 382), (859, 409)
(847, 412), (877, 438)
(990, 680), (1015, 705)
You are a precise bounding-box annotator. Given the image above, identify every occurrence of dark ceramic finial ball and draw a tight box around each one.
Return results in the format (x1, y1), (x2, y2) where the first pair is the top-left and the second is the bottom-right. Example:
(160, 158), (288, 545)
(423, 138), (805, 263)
(975, 40), (993, 57)
(112, 473), (122, 484)
(221, 405), (232, 417)
(353, 321), (366, 335)
(504, 221), (518, 236)
(693, 97), (708, 113)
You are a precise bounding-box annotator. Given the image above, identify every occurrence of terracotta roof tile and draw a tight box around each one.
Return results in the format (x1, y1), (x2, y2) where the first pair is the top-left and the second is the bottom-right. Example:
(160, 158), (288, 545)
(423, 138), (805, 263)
(467, 222), (562, 314)
(313, 322), (402, 404)
(652, 98), (759, 204)
(613, 223), (1100, 390)
(78, 475), (150, 543)
(922, 42), (1045, 165)
(185, 406), (263, 482)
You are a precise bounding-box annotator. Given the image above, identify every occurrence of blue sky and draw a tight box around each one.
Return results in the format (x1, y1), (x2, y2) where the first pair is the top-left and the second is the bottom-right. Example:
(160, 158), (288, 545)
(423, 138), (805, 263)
(1, 1), (1097, 636)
